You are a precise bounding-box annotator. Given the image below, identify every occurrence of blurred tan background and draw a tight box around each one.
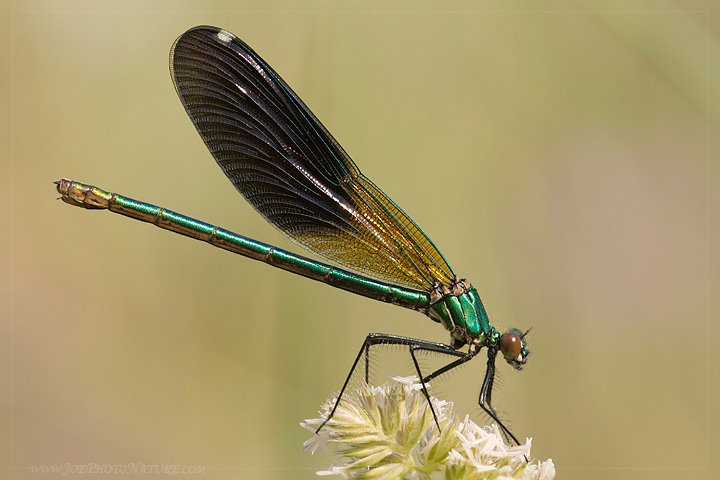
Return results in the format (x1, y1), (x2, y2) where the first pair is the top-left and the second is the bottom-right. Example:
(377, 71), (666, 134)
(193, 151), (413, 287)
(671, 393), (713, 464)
(3, 1), (719, 479)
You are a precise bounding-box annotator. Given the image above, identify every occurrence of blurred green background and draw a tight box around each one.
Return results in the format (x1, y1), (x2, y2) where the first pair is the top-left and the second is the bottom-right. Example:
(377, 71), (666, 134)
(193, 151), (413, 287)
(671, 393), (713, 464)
(4, 1), (719, 479)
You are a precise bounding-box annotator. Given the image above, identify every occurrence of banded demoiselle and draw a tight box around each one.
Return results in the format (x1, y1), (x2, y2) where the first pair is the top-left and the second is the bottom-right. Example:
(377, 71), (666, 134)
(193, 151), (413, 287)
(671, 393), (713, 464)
(56, 25), (530, 445)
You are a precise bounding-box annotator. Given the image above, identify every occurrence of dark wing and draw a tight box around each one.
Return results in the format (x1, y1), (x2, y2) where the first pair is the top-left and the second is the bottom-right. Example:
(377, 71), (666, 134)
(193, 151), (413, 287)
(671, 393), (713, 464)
(170, 26), (455, 291)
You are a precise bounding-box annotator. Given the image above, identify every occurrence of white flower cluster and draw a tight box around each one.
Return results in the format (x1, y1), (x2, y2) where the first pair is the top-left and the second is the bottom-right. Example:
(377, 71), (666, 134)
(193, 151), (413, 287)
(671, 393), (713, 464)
(302, 376), (555, 480)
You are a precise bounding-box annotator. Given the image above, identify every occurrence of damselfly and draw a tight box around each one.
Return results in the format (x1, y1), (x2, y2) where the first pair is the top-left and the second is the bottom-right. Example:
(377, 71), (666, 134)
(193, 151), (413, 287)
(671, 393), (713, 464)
(56, 25), (530, 444)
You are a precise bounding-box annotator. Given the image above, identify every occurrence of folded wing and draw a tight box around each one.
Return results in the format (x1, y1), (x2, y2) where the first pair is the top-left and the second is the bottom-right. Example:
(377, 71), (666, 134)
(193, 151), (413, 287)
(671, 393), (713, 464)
(170, 26), (455, 291)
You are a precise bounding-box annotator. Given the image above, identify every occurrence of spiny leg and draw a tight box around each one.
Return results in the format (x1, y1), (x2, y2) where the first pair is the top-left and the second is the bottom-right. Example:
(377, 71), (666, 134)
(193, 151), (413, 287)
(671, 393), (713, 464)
(420, 348), (477, 384)
(478, 348), (522, 447)
(408, 345), (466, 430)
(405, 343), (479, 430)
(315, 333), (372, 434)
(316, 333), (466, 434)
(364, 340), (371, 383)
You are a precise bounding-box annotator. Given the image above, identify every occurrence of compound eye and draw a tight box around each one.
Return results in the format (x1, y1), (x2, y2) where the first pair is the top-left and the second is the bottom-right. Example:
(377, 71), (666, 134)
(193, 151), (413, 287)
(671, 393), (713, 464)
(501, 330), (522, 362)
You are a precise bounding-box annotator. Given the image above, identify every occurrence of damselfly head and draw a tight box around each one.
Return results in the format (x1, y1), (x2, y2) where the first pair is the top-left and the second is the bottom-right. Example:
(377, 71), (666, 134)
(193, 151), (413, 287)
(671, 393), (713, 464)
(500, 328), (530, 370)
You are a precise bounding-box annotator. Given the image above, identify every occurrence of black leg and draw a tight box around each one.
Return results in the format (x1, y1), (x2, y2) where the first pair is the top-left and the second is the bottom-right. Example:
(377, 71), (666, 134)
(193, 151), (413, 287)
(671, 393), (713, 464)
(364, 342), (371, 383)
(315, 333), (371, 434)
(407, 344), (468, 429)
(420, 348), (476, 384)
(478, 348), (522, 447)
(316, 333), (466, 434)
(318, 334), (525, 457)
(401, 343), (478, 430)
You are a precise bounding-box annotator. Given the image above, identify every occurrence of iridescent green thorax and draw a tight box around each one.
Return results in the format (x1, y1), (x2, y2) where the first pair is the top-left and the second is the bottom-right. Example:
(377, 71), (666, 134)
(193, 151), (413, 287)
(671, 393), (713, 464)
(428, 279), (492, 346)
